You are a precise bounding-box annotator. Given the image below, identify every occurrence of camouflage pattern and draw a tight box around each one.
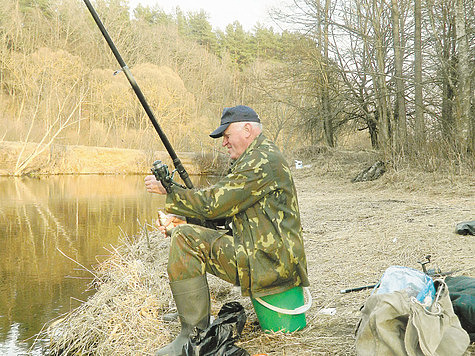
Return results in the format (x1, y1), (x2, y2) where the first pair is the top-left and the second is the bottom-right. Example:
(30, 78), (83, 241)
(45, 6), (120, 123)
(167, 224), (238, 284)
(165, 134), (309, 297)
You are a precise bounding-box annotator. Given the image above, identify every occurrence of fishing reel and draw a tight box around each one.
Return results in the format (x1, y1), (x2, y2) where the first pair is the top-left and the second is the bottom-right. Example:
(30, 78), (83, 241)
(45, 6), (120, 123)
(151, 160), (185, 193)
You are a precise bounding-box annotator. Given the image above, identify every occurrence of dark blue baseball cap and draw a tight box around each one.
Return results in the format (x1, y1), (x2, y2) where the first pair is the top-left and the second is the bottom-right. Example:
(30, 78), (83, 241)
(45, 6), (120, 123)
(209, 105), (260, 138)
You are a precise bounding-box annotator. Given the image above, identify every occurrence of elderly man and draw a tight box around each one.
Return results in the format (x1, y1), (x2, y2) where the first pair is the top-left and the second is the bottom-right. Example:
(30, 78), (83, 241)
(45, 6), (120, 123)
(144, 105), (309, 356)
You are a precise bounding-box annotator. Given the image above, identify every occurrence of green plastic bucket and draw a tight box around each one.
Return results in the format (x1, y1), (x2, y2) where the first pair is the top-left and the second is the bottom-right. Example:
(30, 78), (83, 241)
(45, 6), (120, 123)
(251, 286), (312, 333)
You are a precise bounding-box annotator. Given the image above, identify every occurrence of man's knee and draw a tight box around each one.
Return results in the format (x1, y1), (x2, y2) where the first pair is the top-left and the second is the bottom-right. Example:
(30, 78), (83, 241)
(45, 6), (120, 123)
(169, 224), (211, 261)
(170, 224), (198, 247)
(171, 223), (192, 236)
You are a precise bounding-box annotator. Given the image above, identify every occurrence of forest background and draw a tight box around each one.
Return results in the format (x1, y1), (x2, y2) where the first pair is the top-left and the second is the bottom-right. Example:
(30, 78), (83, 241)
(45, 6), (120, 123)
(0, 0), (474, 176)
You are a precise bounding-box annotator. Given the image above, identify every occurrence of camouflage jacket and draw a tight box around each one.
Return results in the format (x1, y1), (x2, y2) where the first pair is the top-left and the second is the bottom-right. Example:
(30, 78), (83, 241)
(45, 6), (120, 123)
(165, 134), (309, 297)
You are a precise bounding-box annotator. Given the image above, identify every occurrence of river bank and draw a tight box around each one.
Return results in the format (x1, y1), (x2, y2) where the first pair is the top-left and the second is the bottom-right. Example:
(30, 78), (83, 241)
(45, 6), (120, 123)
(40, 148), (475, 355)
(0, 141), (208, 176)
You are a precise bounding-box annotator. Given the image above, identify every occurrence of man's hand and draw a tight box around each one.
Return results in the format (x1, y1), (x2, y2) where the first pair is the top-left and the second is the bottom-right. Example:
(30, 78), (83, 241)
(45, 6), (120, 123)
(144, 175), (167, 194)
(157, 211), (186, 237)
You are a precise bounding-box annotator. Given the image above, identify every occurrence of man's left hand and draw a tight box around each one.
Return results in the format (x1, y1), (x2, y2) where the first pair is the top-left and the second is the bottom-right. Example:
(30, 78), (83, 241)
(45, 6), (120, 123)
(144, 175), (167, 194)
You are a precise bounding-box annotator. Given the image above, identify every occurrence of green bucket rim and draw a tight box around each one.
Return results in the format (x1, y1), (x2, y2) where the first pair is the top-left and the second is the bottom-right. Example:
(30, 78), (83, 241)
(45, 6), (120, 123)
(253, 287), (312, 315)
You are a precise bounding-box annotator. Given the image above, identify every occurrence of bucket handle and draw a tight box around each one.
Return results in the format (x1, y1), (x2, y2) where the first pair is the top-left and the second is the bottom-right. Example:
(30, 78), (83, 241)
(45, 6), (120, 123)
(254, 287), (312, 315)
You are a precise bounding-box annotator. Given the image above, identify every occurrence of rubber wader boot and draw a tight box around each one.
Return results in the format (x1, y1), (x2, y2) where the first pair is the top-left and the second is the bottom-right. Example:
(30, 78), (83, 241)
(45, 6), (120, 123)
(156, 275), (210, 356)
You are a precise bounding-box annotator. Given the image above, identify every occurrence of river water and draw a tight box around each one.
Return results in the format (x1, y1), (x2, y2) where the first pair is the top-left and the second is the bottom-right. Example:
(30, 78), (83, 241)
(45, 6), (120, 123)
(0, 174), (210, 354)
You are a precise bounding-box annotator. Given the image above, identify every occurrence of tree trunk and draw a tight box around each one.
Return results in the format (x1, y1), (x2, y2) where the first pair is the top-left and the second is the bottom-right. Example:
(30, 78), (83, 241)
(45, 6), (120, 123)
(371, 0), (392, 157)
(322, 0), (334, 147)
(390, 0), (407, 154)
(441, 7), (457, 151)
(414, 0), (425, 148)
(369, 112), (379, 149)
(455, 0), (472, 153)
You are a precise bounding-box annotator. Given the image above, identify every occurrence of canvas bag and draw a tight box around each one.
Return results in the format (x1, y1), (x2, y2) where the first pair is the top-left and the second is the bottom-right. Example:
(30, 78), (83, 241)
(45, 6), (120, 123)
(355, 279), (470, 356)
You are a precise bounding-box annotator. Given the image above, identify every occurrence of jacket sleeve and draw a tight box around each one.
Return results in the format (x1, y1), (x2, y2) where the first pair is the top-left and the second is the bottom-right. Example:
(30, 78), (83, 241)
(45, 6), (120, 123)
(165, 155), (278, 220)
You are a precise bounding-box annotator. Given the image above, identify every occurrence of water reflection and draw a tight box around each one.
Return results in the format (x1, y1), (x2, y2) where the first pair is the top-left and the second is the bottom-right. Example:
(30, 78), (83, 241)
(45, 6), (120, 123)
(0, 175), (195, 352)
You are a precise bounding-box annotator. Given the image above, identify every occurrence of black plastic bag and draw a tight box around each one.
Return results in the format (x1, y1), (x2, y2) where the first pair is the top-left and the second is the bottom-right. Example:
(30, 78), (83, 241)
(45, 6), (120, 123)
(446, 275), (475, 342)
(183, 301), (249, 356)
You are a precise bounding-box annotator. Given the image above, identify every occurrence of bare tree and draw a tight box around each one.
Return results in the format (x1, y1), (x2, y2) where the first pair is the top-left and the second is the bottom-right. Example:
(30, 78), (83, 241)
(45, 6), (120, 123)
(367, 0), (394, 156)
(15, 80), (86, 176)
(414, 0), (425, 147)
(455, 0), (472, 153)
(322, 0), (335, 147)
(390, 0), (408, 153)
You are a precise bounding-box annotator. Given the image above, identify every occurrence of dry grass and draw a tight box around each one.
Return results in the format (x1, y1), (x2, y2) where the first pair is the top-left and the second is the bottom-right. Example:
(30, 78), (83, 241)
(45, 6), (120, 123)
(42, 149), (475, 355)
(43, 231), (257, 355)
(193, 150), (230, 176)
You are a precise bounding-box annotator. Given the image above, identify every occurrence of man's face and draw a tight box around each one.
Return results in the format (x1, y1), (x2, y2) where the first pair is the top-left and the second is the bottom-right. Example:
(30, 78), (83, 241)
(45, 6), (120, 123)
(222, 122), (250, 160)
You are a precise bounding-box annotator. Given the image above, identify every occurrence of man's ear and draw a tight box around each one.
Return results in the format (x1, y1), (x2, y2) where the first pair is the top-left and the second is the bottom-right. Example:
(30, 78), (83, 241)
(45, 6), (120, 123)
(243, 122), (252, 138)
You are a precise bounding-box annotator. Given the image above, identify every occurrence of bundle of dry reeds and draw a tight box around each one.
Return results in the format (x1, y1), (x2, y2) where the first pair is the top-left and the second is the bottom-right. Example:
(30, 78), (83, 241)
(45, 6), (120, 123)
(43, 231), (258, 355)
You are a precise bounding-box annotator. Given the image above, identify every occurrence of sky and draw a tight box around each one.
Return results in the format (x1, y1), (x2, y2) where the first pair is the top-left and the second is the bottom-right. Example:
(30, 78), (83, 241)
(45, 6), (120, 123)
(128, 0), (289, 31)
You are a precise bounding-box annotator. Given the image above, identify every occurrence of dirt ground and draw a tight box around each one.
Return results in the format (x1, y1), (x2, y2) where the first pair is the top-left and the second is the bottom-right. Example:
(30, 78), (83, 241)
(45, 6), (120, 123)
(273, 156), (474, 354)
(46, 149), (475, 355)
(232, 151), (475, 355)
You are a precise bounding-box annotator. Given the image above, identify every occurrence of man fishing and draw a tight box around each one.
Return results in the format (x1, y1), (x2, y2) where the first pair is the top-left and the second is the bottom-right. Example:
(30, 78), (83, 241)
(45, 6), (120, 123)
(144, 105), (309, 356)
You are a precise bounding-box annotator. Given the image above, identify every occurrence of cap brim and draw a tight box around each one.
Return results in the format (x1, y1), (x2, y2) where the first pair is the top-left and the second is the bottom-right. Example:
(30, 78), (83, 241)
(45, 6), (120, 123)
(209, 123), (230, 138)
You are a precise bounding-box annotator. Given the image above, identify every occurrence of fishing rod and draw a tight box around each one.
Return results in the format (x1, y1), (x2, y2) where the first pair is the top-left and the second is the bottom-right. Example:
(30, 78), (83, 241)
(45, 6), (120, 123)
(82, 0), (193, 189)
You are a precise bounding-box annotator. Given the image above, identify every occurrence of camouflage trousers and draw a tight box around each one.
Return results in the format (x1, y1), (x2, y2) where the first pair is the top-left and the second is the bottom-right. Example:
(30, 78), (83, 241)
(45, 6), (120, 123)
(167, 224), (239, 285)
